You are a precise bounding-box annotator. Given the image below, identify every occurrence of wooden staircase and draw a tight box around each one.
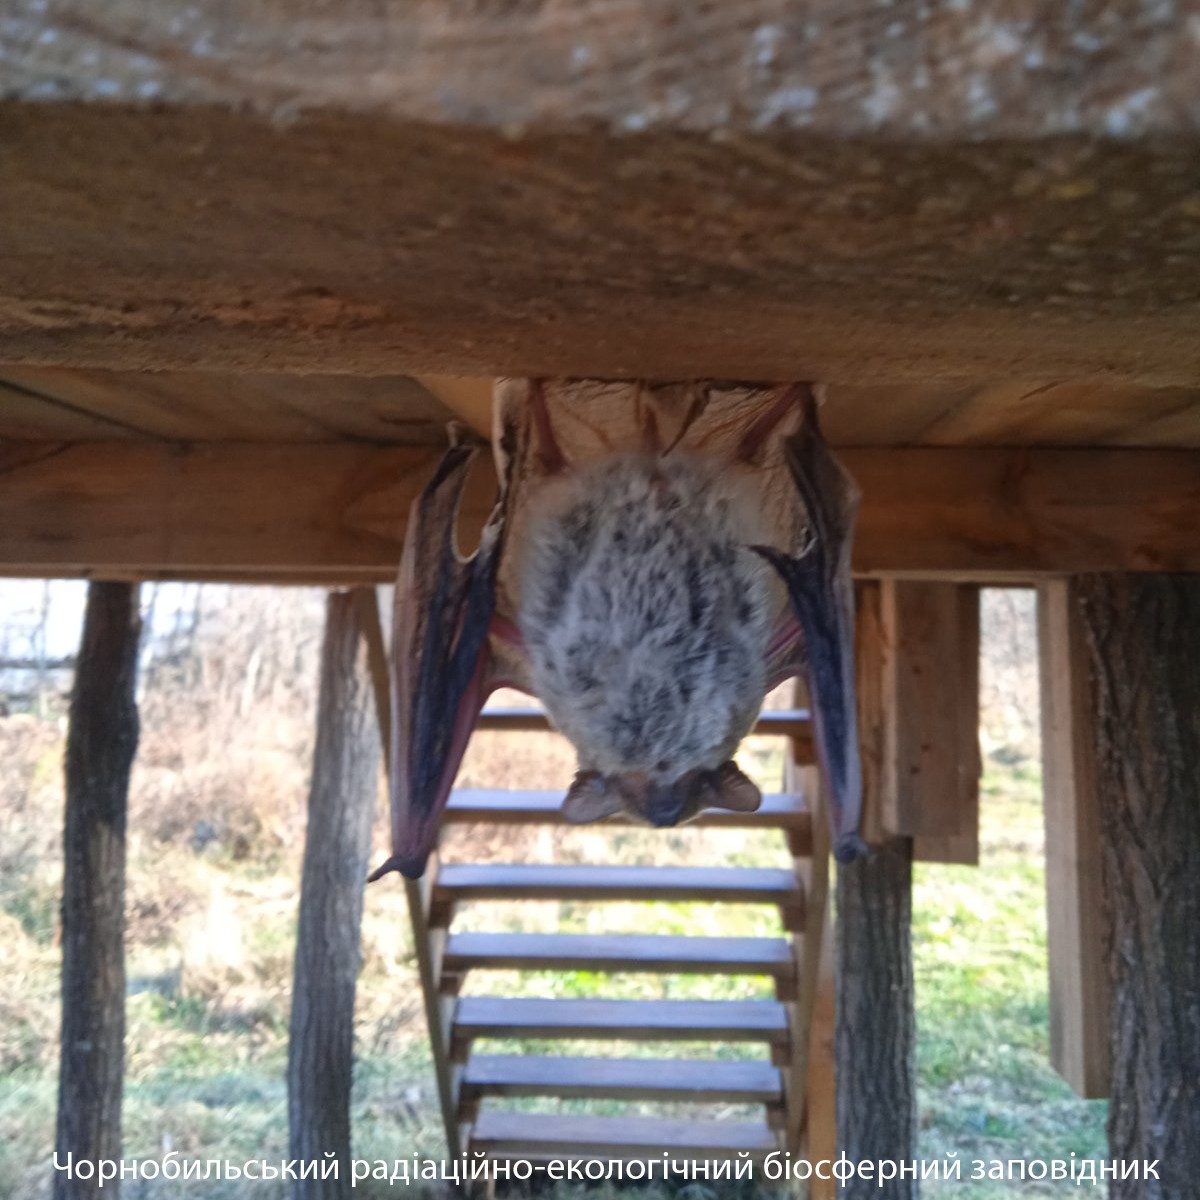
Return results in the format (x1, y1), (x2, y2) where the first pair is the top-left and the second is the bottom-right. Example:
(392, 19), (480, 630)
(390, 700), (836, 1174)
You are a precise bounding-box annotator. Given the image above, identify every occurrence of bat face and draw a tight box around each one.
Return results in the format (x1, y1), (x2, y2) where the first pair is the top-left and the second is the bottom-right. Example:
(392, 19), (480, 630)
(563, 761), (763, 826)
(516, 451), (773, 825)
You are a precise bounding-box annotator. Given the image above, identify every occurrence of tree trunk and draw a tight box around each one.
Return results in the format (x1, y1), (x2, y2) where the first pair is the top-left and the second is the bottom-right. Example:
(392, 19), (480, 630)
(55, 582), (141, 1200)
(288, 591), (380, 1199)
(1074, 574), (1200, 1199)
(836, 838), (917, 1199)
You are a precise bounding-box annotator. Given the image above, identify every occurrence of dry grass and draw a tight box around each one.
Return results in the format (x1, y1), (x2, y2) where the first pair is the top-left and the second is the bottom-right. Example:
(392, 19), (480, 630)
(0, 586), (1104, 1199)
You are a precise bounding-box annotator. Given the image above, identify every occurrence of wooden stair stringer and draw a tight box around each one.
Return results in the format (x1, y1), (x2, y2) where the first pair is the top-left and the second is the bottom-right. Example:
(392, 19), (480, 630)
(358, 647), (831, 1173)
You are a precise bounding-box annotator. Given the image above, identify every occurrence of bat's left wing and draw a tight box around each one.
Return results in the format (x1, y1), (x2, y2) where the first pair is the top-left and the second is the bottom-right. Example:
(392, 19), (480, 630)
(369, 424), (514, 881)
(753, 385), (867, 863)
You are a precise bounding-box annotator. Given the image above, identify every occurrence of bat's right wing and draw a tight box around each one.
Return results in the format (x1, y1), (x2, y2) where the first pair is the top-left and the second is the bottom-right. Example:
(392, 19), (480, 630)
(370, 424), (514, 881)
(753, 385), (867, 864)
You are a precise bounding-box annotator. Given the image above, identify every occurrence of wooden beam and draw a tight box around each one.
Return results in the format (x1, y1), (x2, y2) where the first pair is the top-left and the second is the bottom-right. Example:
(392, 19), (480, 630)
(55, 582), (141, 1200)
(2, 441), (1199, 581)
(1, 4), (1198, 381)
(1072, 574), (1200, 1194)
(0, 441), (498, 581)
(876, 581), (982, 858)
(915, 585), (982, 865)
(414, 377), (494, 440)
(1037, 579), (1110, 1098)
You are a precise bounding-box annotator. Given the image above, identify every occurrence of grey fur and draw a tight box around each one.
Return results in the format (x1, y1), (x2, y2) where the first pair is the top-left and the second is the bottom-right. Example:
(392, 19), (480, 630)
(517, 451), (773, 786)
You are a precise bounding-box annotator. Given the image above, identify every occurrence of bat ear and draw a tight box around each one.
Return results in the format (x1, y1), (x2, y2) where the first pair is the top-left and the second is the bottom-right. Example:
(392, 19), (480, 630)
(562, 771), (623, 824)
(673, 763), (763, 823)
(712, 761), (763, 812)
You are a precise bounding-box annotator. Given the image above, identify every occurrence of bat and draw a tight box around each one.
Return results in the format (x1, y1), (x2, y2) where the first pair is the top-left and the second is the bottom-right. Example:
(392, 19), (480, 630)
(370, 379), (866, 882)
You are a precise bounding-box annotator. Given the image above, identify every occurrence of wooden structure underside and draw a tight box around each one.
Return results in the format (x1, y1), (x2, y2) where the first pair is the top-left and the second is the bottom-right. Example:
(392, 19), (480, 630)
(1, 367), (1199, 584)
(2, 3), (1199, 582)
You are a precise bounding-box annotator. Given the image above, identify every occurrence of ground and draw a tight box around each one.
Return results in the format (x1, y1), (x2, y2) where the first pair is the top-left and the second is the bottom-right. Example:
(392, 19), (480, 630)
(0, 587), (1105, 1197)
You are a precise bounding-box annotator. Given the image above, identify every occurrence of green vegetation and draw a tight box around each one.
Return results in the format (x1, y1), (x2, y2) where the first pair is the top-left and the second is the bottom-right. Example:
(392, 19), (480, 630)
(0, 728), (1106, 1199)
(0, 588), (1105, 1197)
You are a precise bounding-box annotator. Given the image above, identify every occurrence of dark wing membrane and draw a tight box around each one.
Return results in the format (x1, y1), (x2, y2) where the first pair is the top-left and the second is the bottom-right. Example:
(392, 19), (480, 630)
(754, 386), (866, 863)
(370, 427), (507, 881)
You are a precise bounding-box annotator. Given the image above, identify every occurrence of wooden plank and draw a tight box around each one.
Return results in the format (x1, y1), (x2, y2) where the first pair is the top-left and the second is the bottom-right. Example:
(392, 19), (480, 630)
(443, 932), (794, 978)
(434, 863), (803, 908)
(478, 706), (813, 743)
(915, 586), (982, 864)
(921, 381), (1200, 449)
(880, 581), (981, 841)
(1037, 580), (1110, 1098)
(3, 4), (1200, 389)
(470, 1111), (778, 1159)
(0, 441), (496, 579)
(804, 867), (838, 1198)
(3, 441), (1200, 580)
(0, 378), (142, 440)
(15, 2), (1192, 141)
(443, 789), (812, 844)
(5, 366), (1200, 451)
(453, 997), (789, 1043)
(0, 367), (331, 442)
(462, 1055), (782, 1104)
(0, 368), (453, 446)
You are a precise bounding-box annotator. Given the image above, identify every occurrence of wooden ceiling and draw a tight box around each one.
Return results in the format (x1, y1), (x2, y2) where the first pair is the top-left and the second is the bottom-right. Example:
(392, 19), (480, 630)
(3, 367), (1199, 449)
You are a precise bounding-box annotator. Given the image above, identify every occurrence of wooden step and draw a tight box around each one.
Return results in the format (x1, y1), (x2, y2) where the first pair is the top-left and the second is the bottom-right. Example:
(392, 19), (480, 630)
(469, 1110), (778, 1159)
(444, 788), (812, 838)
(462, 1054), (783, 1103)
(434, 864), (803, 912)
(443, 932), (795, 979)
(477, 706), (811, 741)
(453, 997), (789, 1044)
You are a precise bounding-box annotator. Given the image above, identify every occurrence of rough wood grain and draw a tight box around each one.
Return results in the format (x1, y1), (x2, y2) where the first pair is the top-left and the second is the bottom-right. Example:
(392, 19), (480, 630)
(877, 582), (981, 846)
(287, 591), (380, 1199)
(55, 582), (141, 1200)
(835, 838), (917, 1199)
(1, 104), (1198, 380)
(461, 1055), (782, 1104)
(2, 441), (1199, 580)
(7, 2), (1196, 136)
(1075, 574), (1200, 1197)
(4, 369), (1200, 449)
(915, 586), (982, 863)
(453, 997), (791, 1042)
(0, 441), (498, 578)
(1038, 579), (1110, 1098)
(469, 1111), (777, 1159)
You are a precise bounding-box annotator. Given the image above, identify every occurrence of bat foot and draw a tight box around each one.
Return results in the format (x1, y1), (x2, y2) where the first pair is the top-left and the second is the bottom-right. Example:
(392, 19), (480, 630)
(833, 833), (869, 864)
(367, 853), (429, 882)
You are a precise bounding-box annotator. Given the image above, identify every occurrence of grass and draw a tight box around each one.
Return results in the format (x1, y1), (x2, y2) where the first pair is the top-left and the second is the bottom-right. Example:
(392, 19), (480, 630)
(0, 593), (1107, 1197)
(912, 764), (1106, 1197)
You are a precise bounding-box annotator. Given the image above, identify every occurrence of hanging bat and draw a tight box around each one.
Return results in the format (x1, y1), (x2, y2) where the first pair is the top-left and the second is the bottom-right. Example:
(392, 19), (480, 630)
(369, 379), (866, 882)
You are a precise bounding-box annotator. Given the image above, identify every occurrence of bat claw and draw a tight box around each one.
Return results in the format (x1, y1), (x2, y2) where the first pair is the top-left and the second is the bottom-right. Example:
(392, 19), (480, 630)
(833, 833), (869, 864)
(367, 852), (430, 883)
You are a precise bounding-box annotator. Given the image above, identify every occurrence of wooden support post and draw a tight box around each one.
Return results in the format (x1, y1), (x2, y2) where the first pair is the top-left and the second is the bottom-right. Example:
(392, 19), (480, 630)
(55, 582), (141, 1200)
(1073, 574), (1200, 1194)
(878, 581), (981, 862)
(288, 590), (380, 1198)
(835, 842), (917, 1199)
(1037, 580), (1110, 1097)
(834, 582), (917, 1197)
